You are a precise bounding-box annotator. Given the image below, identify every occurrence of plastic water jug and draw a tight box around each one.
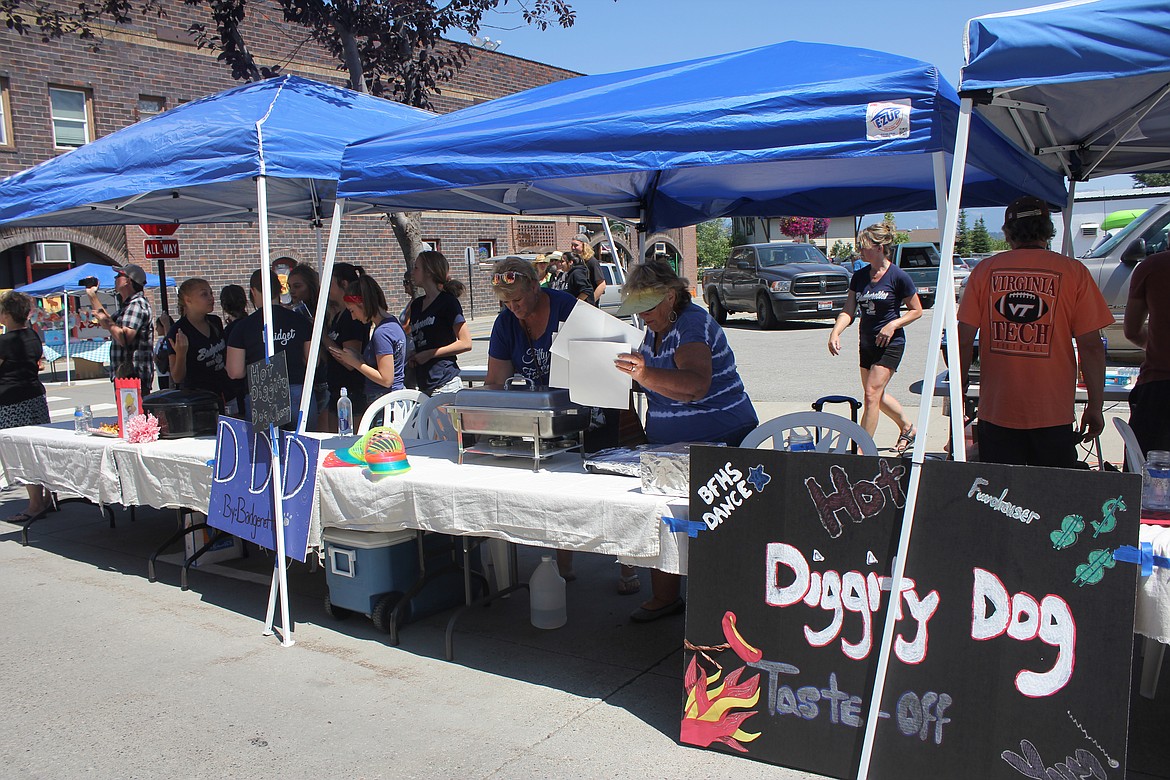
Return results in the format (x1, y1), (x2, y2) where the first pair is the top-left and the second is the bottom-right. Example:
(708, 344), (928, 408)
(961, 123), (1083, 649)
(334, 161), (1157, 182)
(787, 427), (815, 452)
(529, 554), (567, 629)
(337, 387), (353, 436)
(1142, 451), (1170, 511)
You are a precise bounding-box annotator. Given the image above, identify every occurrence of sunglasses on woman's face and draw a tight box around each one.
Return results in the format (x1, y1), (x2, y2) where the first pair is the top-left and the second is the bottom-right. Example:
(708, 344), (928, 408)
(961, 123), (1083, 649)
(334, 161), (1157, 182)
(491, 271), (526, 286)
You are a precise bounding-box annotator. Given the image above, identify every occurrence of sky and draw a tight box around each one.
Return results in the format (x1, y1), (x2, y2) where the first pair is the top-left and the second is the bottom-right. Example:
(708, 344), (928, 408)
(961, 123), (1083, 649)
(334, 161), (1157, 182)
(475, 0), (1137, 230)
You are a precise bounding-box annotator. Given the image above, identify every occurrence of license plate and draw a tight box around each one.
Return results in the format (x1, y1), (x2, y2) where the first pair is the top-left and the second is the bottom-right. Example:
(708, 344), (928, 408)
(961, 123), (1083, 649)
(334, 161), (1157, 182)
(817, 300), (833, 311)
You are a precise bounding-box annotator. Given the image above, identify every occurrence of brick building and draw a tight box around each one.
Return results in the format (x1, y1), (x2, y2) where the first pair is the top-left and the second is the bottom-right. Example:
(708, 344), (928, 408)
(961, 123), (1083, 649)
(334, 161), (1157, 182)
(0, 0), (696, 320)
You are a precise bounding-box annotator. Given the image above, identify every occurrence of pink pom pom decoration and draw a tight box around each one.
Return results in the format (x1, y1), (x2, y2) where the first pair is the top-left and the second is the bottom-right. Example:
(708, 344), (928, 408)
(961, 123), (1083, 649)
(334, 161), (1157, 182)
(124, 412), (161, 444)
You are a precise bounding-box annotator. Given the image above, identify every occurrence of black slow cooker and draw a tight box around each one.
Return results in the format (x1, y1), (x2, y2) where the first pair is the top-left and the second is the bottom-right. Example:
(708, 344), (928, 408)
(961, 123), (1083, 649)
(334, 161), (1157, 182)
(142, 388), (222, 438)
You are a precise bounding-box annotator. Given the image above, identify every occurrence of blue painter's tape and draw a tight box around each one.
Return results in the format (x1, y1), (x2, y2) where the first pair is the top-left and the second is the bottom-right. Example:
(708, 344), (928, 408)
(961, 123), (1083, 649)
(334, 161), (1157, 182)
(1113, 543), (1170, 577)
(662, 516), (707, 537)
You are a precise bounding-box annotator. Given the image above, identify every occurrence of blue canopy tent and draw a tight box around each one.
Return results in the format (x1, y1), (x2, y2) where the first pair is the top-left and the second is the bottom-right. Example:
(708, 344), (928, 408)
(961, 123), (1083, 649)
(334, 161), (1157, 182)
(0, 74), (433, 643)
(15, 262), (175, 384)
(333, 41), (1069, 776)
(335, 40), (1065, 230)
(959, 0), (1170, 252)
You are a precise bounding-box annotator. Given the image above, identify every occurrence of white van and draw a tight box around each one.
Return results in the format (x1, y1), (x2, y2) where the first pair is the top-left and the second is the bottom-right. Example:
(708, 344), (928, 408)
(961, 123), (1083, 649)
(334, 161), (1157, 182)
(1078, 199), (1170, 364)
(597, 261), (626, 316)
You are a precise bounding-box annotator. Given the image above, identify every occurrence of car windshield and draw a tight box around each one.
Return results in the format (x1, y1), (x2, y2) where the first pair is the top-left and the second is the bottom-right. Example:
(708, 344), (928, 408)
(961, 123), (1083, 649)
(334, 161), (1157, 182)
(1082, 203), (1169, 258)
(899, 247), (940, 268)
(758, 245), (829, 267)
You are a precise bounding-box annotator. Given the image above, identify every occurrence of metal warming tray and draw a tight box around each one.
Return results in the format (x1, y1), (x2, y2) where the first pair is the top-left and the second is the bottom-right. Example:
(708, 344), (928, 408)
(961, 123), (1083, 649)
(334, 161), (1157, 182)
(447, 377), (589, 469)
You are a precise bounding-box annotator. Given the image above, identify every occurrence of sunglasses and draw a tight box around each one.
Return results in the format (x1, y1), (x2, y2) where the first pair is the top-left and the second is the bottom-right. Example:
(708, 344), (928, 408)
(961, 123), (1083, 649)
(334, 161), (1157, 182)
(491, 271), (528, 286)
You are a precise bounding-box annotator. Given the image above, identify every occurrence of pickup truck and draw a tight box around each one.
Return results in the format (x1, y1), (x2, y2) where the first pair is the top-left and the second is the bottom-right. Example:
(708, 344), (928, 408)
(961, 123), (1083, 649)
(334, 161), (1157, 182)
(889, 242), (948, 309)
(702, 243), (851, 329)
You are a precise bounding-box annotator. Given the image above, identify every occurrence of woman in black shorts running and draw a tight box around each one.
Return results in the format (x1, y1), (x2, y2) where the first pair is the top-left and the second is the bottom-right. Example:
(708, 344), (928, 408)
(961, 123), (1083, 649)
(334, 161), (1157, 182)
(827, 222), (923, 453)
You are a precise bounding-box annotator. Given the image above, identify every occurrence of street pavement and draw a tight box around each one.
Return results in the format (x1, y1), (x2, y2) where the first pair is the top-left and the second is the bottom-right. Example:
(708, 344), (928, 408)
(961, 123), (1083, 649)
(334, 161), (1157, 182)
(0, 305), (1139, 779)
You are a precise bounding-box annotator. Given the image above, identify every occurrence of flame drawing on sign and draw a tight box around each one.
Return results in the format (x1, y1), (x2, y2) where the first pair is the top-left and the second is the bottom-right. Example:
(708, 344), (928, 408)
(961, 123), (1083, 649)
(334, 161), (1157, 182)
(681, 611), (762, 753)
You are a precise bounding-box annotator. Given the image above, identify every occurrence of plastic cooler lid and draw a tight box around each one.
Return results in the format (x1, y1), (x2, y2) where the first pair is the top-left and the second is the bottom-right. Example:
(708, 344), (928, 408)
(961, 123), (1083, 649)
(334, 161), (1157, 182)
(321, 527), (417, 549)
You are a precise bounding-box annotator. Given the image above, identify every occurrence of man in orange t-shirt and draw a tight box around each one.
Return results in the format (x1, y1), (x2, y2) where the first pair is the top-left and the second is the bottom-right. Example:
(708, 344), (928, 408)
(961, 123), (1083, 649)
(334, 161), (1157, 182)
(958, 196), (1113, 467)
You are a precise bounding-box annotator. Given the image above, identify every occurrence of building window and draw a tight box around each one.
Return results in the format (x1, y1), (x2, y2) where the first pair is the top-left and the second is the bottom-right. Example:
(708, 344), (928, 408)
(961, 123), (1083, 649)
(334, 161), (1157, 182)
(0, 78), (12, 148)
(49, 86), (92, 149)
(476, 240), (496, 260)
(515, 221), (555, 251)
(136, 95), (165, 121)
(423, 238), (441, 252)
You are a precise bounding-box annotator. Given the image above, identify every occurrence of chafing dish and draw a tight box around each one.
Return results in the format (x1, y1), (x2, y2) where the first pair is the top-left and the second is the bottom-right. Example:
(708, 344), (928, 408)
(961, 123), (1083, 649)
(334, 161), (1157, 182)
(446, 377), (589, 469)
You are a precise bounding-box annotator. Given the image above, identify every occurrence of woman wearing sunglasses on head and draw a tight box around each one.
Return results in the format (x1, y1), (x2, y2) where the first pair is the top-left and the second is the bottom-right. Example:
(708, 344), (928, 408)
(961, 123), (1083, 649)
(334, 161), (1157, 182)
(485, 257), (578, 389)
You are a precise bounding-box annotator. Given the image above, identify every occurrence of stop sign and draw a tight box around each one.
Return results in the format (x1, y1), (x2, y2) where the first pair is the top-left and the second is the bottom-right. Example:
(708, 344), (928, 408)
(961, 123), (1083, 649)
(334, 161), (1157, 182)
(139, 224), (179, 236)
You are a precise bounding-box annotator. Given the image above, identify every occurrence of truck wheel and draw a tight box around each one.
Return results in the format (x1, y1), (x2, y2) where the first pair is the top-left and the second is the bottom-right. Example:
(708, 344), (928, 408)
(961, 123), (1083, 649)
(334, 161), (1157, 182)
(920, 296), (935, 310)
(708, 291), (727, 325)
(756, 294), (779, 330)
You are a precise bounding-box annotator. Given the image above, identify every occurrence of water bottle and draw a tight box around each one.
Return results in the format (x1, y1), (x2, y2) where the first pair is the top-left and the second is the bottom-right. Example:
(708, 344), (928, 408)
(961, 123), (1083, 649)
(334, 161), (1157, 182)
(337, 387), (353, 436)
(787, 427), (815, 452)
(529, 554), (567, 629)
(74, 406), (86, 435)
(1142, 451), (1170, 511)
(83, 405), (93, 432)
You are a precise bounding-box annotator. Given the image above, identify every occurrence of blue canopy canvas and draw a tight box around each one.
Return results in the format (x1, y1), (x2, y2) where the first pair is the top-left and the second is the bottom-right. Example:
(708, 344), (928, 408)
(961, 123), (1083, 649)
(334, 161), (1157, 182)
(337, 40), (1066, 231)
(0, 75), (433, 227)
(961, 0), (1170, 181)
(15, 262), (174, 295)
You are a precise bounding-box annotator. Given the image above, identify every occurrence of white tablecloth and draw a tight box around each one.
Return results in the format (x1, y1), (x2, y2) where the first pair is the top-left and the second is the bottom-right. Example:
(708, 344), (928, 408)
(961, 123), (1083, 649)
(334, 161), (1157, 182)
(0, 422), (122, 505)
(0, 426), (691, 573)
(317, 439), (691, 574)
(1136, 523), (1170, 644)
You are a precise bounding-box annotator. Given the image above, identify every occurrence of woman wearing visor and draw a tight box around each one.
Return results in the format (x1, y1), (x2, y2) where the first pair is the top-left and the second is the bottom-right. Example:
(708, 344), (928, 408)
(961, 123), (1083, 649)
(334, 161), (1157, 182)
(614, 260), (757, 621)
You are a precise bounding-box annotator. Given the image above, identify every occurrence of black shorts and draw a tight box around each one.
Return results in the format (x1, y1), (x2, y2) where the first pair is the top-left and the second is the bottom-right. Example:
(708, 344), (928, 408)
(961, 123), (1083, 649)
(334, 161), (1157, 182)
(976, 420), (1080, 469)
(859, 342), (904, 371)
(1129, 379), (1170, 455)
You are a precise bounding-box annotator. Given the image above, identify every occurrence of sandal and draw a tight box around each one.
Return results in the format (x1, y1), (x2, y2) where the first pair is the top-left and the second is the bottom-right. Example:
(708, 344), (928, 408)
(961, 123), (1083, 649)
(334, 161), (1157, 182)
(894, 426), (916, 454)
(617, 572), (641, 595)
(5, 509), (45, 524)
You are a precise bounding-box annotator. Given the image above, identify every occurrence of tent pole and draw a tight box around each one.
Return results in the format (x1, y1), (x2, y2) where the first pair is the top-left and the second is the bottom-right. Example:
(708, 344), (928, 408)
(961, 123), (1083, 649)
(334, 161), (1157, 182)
(63, 289), (72, 386)
(255, 174), (295, 648)
(601, 219), (624, 272)
(157, 257), (170, 315)
(855, 104), (974, 780)
(298, 199), (346, 435)
(1062, 180), (1077, 256)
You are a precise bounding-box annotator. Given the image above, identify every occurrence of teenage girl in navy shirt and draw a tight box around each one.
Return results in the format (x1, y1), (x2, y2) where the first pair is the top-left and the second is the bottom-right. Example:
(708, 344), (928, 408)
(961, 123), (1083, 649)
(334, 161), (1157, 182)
(827, 222), (923, 453)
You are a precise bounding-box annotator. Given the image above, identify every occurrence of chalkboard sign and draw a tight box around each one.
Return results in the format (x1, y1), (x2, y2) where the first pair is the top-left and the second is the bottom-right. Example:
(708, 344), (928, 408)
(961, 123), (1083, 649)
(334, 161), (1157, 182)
(246, 351), (291, 429)
(683, 448), (1140, 780)
(206, 416), (319, 563)
(869, 459), (1140, 780)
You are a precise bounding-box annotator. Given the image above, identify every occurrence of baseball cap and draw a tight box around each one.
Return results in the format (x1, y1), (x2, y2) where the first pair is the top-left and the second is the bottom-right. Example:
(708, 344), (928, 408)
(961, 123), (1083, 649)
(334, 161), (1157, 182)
(116, 263), (147, 287)
(1004, 196), (1051, 224)
(573, 233), (590, 243)
(615, 286), (668, 317)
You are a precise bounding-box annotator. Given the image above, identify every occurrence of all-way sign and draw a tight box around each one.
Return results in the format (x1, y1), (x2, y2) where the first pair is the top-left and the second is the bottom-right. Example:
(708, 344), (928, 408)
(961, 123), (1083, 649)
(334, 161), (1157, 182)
(143, 238), (180, 260)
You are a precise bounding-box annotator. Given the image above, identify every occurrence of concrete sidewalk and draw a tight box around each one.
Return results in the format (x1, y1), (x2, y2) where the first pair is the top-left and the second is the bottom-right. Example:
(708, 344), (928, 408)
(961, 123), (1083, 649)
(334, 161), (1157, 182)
(0, 493), (813, 780)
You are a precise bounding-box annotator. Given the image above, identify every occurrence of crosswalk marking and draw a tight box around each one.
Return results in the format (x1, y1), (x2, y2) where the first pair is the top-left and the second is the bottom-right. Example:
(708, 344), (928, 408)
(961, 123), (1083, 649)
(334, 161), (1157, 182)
(49, 402), (116, 422)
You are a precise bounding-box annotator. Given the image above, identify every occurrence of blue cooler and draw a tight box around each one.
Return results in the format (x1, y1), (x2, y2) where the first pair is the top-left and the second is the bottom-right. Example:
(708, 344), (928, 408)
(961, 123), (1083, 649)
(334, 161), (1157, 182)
(322, 527), (480, 631)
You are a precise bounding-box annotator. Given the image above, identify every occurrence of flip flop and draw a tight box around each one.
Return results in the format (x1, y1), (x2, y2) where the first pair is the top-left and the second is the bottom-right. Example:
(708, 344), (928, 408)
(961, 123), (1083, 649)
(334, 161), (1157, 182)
(5, 510), (44, 524)
(617, 573), (641, 595)
(894, 427), (916, 454)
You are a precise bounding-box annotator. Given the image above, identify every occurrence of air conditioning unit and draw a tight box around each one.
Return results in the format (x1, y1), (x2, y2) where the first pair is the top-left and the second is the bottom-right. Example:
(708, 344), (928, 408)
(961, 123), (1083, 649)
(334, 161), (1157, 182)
(1080, 224), (1099, 237)
(34, 242), (72, 264)
(654, 242), (667, 254)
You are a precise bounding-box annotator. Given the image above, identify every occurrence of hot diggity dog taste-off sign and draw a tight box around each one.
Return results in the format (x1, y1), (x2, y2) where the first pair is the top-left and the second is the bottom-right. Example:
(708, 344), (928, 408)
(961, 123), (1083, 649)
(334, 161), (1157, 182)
(207, 416), (319, 563)
(684, 448), (1139, 779)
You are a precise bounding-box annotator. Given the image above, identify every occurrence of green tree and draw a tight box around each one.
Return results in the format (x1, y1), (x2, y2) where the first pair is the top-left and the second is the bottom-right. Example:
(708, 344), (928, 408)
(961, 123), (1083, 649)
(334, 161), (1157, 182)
(829, 239), (853, 262)
(955, 209), (971, 256)
(881, 212), (910, 244)
(696, 220), (731, 268)
(970, 217), (993, 254)
(1133, 173), (1170, 188)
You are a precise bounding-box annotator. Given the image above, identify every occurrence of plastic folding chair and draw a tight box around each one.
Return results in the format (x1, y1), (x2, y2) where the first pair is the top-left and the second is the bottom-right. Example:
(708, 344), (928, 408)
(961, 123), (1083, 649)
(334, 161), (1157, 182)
(740, 411), (878, 455)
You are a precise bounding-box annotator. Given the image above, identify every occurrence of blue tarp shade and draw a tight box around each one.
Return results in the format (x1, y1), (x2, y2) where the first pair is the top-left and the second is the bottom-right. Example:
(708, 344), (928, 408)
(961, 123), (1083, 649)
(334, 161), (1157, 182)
(16, 262), (173, 295)
(0, 76), (433, 228)
(337, 40), (1066, 231)
(961, 0), (1170, 181)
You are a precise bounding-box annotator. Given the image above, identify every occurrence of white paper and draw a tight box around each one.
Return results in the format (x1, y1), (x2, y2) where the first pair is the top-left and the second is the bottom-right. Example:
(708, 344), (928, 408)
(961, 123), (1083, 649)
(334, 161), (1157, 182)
(568, 340), (632, 409)
(551, 300), (643, 359)
(549, 353), (570, 389)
